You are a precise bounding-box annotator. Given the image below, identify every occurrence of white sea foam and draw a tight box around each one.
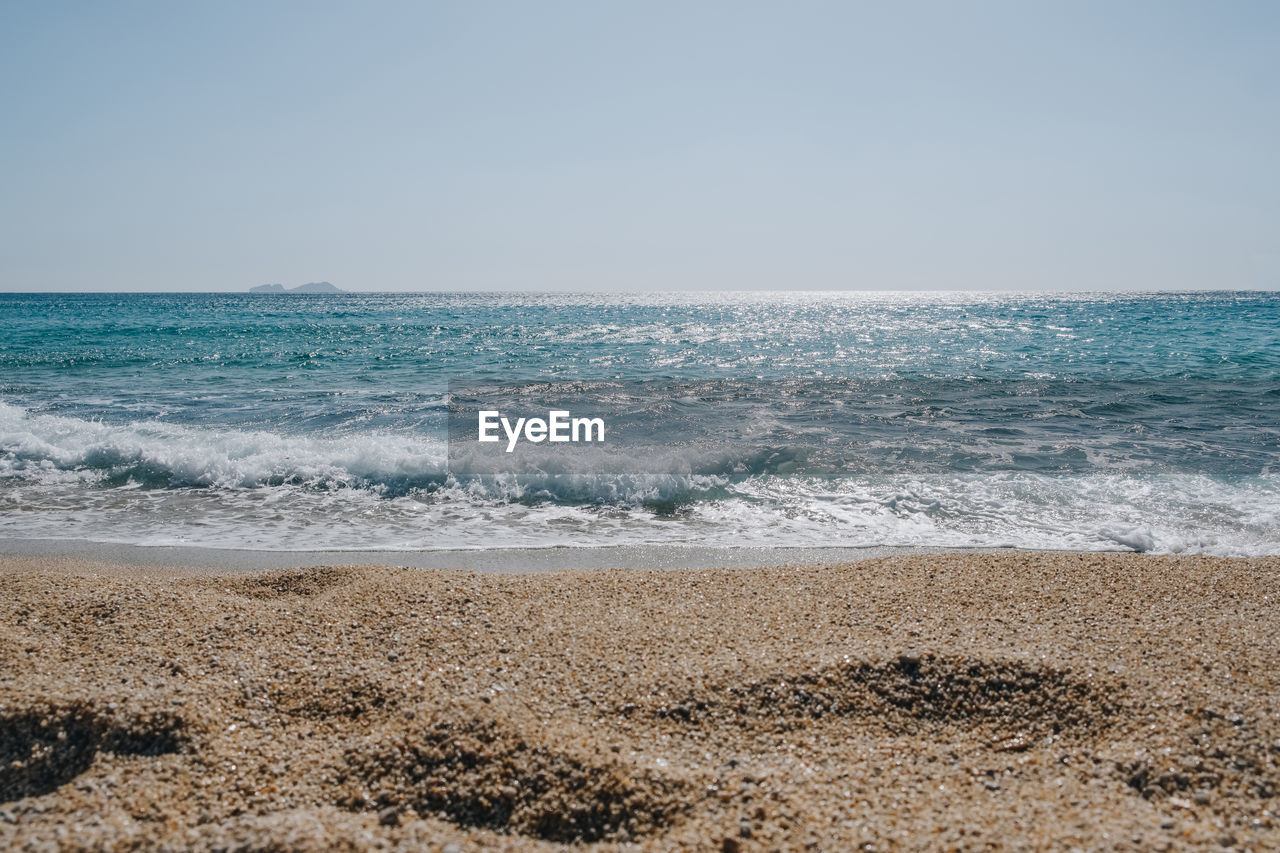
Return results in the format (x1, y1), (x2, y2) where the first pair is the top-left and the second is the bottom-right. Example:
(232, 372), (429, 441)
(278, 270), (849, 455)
(2, 402), (1279, 556)
(0, 402), (445, 491)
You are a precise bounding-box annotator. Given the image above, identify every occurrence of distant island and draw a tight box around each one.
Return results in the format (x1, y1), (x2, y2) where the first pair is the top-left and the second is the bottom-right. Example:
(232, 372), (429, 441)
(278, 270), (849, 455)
(249, 281), (344, 294)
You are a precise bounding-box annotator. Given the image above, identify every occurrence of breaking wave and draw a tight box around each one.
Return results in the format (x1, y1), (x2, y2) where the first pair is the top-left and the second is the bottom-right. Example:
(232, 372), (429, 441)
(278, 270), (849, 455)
(1, 402), (1277, 556)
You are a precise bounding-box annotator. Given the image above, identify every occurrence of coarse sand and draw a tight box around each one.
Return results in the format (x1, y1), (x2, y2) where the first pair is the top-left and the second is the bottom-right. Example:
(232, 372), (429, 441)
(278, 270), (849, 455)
(1, 551), (1278, 851)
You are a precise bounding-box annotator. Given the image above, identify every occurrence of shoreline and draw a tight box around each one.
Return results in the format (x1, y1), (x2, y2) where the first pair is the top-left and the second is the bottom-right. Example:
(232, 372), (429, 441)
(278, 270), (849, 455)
(0, 538), (992, 574)
(2, 551), (1278, 850)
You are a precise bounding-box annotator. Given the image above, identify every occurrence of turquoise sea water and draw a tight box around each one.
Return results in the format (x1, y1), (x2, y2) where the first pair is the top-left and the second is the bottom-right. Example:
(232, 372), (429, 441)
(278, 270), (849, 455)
(1, 291), (1278, 555)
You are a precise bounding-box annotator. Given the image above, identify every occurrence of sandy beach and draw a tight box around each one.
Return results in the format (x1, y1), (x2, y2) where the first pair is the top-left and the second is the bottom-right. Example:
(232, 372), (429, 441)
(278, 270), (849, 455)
(1, 551), (1277, 851)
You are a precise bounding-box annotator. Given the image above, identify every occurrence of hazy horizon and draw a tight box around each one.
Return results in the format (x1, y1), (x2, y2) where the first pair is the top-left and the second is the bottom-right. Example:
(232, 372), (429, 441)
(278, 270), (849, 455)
(5, 286), (1280, 295)
(2, 1), (1277, 293)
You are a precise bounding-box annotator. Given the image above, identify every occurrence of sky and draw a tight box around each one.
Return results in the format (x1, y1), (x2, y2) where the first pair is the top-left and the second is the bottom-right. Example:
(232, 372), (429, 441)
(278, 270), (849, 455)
(0, 1), (1277, 292)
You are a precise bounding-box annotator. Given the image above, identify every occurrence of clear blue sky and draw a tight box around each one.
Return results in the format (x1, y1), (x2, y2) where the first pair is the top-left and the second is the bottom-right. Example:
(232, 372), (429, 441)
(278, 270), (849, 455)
(1, 1), (1276, 291)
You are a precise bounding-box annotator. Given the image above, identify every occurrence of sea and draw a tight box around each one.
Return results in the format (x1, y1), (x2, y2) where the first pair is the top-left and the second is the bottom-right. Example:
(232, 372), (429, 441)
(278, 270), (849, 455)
(1, 291), (1278, 558)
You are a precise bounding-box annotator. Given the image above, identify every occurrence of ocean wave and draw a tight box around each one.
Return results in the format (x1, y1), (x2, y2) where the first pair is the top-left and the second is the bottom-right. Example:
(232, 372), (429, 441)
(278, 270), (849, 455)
(1, 399), (1279, 557)
(0, 402), (446, 494)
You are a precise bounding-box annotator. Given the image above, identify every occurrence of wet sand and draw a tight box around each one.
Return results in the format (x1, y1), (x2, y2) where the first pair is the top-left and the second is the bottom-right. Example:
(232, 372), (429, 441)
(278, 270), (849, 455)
(1, 551), (1277, 851)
